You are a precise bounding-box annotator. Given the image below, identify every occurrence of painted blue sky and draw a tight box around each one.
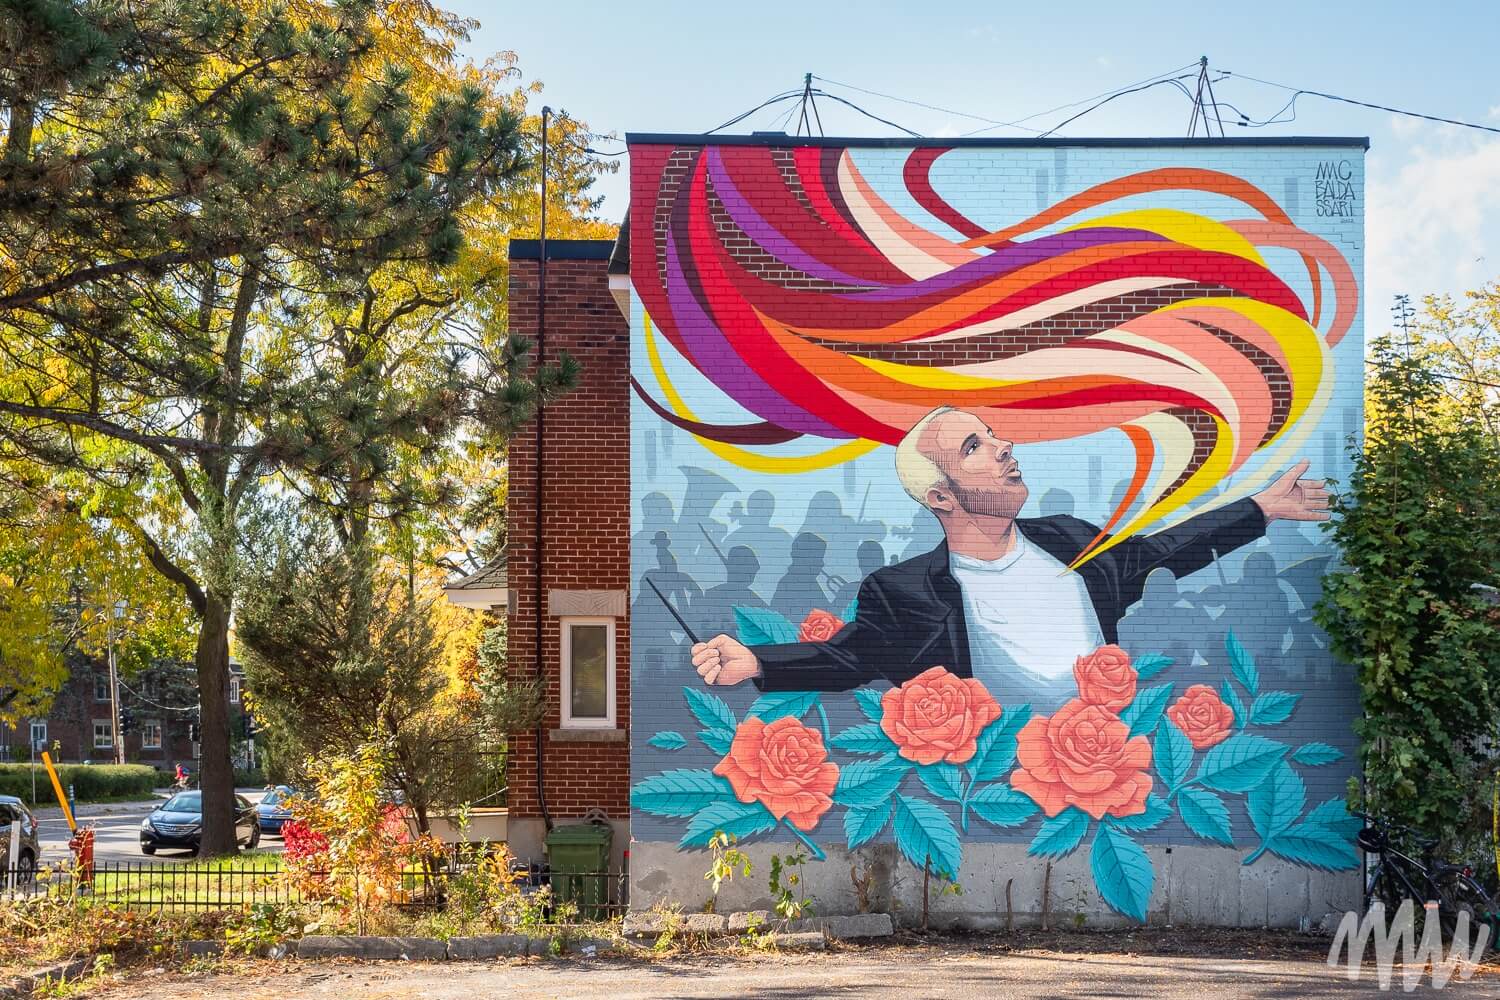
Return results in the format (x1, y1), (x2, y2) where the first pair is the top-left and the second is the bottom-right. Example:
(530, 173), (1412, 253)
(447, 0), (1500, 330)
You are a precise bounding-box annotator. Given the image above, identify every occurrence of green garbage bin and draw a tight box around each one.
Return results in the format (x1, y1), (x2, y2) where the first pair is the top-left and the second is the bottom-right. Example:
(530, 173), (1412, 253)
(546, 822), (614, 919)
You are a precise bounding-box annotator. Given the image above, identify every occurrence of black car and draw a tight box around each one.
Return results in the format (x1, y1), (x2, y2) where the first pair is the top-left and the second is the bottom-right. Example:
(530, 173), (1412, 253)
(140, 791), (260, 855)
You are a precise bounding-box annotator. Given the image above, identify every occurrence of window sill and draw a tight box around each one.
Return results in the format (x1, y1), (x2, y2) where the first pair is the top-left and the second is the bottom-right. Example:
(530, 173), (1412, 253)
(549, 728), (625, 743)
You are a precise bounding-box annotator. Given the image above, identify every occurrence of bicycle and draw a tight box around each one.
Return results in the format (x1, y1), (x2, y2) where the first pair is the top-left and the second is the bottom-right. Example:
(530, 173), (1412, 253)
(1357, 813), (1496, 942)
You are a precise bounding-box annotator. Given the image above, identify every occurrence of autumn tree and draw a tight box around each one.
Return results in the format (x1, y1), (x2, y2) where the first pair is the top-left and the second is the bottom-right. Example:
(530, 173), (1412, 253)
(0, 0), (558, 853)
(1318, 312), (1500, 844)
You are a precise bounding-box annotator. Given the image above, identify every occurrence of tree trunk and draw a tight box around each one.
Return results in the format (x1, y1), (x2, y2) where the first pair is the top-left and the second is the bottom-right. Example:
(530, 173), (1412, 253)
(196, 593), (238, 856)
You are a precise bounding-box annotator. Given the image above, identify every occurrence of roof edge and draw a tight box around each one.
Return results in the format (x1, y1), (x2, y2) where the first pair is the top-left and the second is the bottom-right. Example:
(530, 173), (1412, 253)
(509, 238), (616, 261)
(624, 133), (1371, 150)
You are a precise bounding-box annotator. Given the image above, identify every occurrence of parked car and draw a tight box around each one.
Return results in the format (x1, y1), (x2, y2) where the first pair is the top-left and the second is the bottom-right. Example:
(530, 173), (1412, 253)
(0, 795), (40, 883)
(140, 791), (259, 855)
(254, 786), (296, 835)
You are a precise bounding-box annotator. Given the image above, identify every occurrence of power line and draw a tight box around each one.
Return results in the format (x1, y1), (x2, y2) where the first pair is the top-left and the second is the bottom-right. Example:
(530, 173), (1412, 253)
(812, 74), (1045, 134)
(116, 678), (199, 713)
(1038, 74), (1201, 138)
(1221, 69), (1500, 135)
(963, 62), (1202, 137)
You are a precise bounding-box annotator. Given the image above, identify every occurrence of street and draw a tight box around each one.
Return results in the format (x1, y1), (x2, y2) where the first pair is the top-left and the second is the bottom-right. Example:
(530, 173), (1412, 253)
(85, 948), (1500, 999)
(34, 791), (283, 864)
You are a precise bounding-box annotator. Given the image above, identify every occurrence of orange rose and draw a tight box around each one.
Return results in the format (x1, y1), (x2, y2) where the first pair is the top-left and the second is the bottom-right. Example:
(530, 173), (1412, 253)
(1073, 644), (1137, 712)
(798, 609), (844, 642)
(1010, 699), (1153, 819)
(880, 666), (1001, 766)
(1165, 685), (1235, 750)
(713, 716), (838, 831)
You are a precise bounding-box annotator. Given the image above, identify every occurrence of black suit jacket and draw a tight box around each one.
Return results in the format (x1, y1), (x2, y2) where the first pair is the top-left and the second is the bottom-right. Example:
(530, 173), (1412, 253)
(752, 498), (1267, 692)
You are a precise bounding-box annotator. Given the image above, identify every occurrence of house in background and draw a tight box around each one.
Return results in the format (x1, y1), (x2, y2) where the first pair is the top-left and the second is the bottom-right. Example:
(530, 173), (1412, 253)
(0, 654), (250, 774)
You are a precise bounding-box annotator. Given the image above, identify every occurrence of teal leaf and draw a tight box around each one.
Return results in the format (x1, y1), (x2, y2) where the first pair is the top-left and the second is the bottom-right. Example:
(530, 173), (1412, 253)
(1246, 761), (1305, 841)
(970, 703), (1031, 783)
(698, 728), (734, 755)
(843, 799), (894, 850)
(1248, 691), (1300, 726)
(832, 754), (911, 808)
(1028, 808), (1089, 859)
(733, 606), (799, 646)
(1120, 684), (1174, 738)
(1195, 734), (1289, 793)
(1090, 824), (1154, 922)
(630, 769), (733, 817)
(892, 795), (963, 880)
(1220, 680), (1247, 729)
(843, 598), (858, 621)
(679, 800), (777, 848)
(966, 785), (1039, 828)
(1104, 794), (1171, 832)
(853, 688), (886, 723)
(1177, 786), (1233, 845)
(1263, 822), (1360, 871)
(1133, 653), (1173, 680)
(1154, 720), (1193, 792)
(1302, 798), (1362, 837)
(917, 763), (965, 802)
(1225, 631), (1259, 697)
(830, 723), (897, 755)
(683, 687), (737, 732)
(1291, 743), (1344, 766)
(647, 731), (687, 751)
(747, 691), (819, 723)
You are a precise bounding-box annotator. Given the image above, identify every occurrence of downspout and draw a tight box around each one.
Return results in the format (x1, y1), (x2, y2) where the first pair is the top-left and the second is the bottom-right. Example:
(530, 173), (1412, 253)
(533, 105), (553, 833)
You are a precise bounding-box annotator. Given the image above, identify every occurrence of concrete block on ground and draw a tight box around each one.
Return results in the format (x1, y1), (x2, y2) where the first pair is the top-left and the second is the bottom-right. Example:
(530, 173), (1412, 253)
(769, 931), (825, 950)
(727, 910), (771, 933)
(622, 911), (671, 937)
(447, 935), (535, 960)
(683, 913), (727, 934)
(296, 936), (446, 961)
(825, 913), (894, 940)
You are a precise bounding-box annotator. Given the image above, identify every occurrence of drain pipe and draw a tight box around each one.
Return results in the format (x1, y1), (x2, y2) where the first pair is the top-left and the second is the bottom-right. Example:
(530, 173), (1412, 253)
(534, 105), (553, 833)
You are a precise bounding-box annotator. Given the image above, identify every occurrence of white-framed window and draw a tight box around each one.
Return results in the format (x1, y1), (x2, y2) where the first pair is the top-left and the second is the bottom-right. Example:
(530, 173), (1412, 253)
(94, 674), (110, 702)
(560, 617), (615, 728)
(229, 676), (242, 705)
(142, 722), (162, 750)
(92, 720), (114, 750)
(28, 721), (45, 751)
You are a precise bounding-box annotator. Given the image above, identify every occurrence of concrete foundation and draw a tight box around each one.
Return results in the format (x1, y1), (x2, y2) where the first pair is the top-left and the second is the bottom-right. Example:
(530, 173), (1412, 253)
(628, 839), (1361, 930)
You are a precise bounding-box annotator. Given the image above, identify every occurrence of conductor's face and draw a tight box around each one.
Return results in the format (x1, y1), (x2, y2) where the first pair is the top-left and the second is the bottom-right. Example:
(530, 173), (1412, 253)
(921, 410), (1029, 520)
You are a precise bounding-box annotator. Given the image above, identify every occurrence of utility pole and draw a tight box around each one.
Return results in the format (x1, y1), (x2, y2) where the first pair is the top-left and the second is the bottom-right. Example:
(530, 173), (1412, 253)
(107, 595), (125, 765)
(1186, 56), (1226, 138)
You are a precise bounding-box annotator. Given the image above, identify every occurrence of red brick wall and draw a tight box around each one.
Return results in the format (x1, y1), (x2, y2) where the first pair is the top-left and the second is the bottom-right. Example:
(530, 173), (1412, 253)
(506, 249), (631, 821)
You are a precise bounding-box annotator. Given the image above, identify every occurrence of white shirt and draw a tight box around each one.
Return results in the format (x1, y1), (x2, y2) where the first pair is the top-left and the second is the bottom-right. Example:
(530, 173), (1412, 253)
(948, 528), (1104, 695)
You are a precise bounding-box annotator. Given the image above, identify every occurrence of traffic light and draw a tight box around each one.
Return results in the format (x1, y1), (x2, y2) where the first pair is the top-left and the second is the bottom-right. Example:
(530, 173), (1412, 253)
(119, 708), (135, 734)
(187, 723), (199, 743)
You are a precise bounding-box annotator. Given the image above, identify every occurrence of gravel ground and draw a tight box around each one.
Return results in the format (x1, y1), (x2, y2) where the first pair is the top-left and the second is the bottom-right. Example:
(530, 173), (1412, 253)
(81, 931), (1500, 999)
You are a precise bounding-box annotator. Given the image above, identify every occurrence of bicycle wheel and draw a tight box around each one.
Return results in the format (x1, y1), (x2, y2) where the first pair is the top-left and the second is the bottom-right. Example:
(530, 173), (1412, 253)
(1365, 862), (1404, 916)
(1434, 868), (1495, 947)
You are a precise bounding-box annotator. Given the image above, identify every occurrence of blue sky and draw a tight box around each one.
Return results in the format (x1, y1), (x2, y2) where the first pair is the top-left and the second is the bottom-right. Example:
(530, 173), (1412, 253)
(448, 0), (1500, 326)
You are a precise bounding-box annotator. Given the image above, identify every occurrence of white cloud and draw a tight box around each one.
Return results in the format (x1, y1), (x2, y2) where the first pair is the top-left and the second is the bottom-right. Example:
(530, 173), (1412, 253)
(1489, 104), (1500, 120)
(1366, 129), (1500, 321)
(1096, 56), (1113, 70)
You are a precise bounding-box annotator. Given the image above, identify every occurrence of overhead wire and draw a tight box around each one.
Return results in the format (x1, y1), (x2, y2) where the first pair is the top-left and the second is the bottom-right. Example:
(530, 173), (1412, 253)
(1221, 69), (1500, 135)
(1038, 73), (1202, 138)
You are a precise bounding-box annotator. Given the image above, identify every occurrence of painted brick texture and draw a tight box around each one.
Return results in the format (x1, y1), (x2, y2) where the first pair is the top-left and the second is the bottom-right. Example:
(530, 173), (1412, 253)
(506, 251), (631, 821)
(624, 139), (1367, 926)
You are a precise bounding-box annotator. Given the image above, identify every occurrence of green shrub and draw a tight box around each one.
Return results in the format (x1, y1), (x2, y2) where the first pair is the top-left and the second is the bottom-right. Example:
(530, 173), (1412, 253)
(0, 764), (159, 805)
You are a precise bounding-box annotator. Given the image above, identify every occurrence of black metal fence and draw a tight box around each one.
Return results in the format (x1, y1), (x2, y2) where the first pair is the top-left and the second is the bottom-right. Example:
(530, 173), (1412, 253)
(0, 862), (629, 920)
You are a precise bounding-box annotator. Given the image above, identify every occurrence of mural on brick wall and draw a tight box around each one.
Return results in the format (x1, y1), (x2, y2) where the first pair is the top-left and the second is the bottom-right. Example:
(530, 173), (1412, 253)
(627, 140), (1364, 922)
